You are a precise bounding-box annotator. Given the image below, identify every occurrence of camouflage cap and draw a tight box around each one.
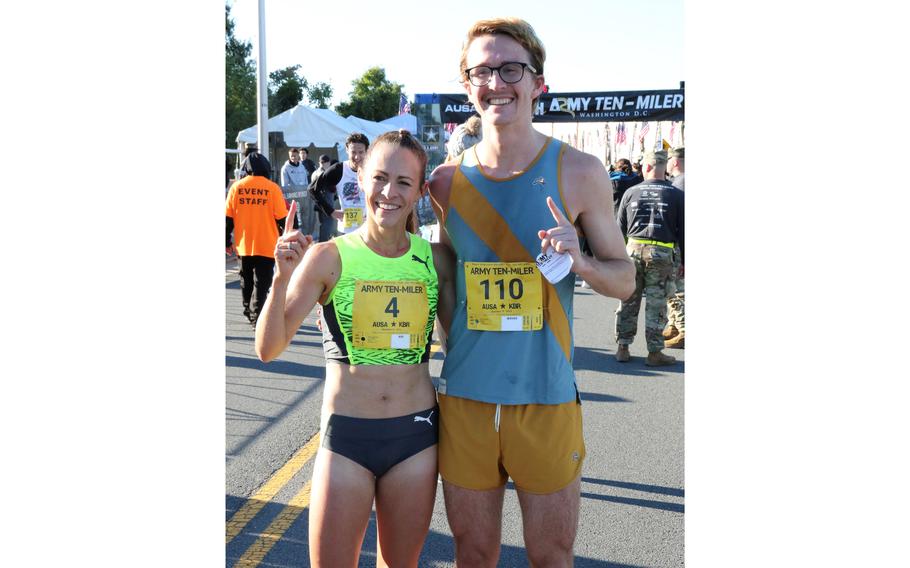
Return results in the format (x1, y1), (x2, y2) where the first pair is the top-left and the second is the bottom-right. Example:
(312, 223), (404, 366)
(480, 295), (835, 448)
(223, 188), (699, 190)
(642, 150), (668, 165)
(669, 147), (684, 159)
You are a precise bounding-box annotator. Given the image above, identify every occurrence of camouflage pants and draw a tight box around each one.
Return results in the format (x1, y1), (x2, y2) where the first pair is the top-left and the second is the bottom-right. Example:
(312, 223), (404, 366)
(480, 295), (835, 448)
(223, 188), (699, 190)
(667, 246), (685, 332)
(615, 243), (676, 352)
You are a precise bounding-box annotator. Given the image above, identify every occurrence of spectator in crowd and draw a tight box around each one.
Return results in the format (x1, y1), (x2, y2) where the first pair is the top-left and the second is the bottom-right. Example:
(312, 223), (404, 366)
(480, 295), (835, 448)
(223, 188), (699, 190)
(615, 150), (684, 366)
(446, 114), (483, 161)
(664, 147), (685, 347)
(309, 154), (334, 242)
(609, 158), (643, 214)
(299, 147), (317, 181)
(280, 148), (318, 237)
(668, 146), (685, 191)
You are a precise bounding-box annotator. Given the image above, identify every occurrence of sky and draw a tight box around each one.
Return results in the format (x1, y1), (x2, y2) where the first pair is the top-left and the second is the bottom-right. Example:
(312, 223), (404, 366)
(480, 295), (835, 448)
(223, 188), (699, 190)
(228, 0), (684, 108)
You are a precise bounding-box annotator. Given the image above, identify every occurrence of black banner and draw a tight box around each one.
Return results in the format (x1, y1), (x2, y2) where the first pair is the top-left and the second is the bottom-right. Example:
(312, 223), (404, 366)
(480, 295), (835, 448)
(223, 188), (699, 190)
(439, 89), (684, 123)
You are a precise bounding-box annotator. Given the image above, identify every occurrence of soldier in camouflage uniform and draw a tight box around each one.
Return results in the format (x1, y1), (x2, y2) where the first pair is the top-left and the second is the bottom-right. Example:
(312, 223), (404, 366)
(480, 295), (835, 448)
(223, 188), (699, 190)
(614, 150), (685, 366)
(663, 147), (685, 348)
(615, 243), (676, 351)
(664, 246), (685, 347)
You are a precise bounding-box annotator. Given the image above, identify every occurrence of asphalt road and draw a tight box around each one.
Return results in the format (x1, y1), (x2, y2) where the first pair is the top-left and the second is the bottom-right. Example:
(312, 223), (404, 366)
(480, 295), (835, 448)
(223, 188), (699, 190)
(226, 256), (684, 567)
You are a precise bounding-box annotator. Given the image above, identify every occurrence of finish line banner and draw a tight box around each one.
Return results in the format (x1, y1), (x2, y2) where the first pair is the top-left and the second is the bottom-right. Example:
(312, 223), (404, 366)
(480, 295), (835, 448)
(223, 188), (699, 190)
(438, 89), (684, 123)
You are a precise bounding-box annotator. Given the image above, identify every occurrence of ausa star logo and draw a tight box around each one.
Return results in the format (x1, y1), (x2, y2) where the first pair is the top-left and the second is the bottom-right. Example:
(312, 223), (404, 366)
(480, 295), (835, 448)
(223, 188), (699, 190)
(424, 128), (438, 142)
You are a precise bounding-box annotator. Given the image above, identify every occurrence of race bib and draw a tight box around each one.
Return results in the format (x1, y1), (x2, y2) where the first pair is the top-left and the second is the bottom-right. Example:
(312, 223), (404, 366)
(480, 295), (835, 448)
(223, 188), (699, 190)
(352, 280), (428, 349)
(343, 208), (364, 229)
(464, 262), (543, 331)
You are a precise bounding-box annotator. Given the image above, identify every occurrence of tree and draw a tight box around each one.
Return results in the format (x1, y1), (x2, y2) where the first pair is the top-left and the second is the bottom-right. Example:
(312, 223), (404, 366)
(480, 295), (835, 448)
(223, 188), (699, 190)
(306, 82), (333, 109)
(335, 67), (403, 121)
(269, 65), (308, 114)
(225, 4), (256, 149)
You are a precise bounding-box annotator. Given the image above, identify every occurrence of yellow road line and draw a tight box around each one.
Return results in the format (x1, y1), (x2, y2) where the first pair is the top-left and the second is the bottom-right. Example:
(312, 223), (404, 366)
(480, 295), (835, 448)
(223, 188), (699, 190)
(226, 433), (320, 544)
(234, 479), (313, 567)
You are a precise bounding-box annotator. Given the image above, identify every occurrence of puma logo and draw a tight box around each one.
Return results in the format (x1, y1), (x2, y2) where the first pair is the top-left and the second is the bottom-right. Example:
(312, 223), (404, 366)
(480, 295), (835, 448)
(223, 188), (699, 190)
(411, 254), (431, 273)
(413, 410), (434, 426)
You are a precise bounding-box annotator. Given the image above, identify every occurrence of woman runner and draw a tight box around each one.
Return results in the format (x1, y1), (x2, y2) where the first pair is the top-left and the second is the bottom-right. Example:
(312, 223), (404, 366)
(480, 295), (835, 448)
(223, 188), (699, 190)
(255, 129), (454, 567)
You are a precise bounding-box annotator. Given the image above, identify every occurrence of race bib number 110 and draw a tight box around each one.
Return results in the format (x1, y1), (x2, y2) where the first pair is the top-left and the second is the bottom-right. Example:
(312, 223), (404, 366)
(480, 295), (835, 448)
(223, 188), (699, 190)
(464, 262), (543, 331)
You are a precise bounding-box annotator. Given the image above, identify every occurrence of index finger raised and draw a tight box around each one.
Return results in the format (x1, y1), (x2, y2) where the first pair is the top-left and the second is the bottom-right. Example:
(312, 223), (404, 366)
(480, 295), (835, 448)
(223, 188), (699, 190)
(546, 196), (570, 226)
(284, 201), (297, 235)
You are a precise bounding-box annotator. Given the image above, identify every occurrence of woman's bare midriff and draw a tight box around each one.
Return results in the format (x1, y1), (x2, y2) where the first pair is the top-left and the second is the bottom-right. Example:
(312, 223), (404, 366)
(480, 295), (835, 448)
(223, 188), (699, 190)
(321, 361), (437, 421)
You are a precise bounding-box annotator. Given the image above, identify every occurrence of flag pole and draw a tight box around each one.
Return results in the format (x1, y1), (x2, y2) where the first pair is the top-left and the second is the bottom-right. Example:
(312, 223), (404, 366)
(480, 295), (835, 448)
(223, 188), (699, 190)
(256, 0), (269, 163)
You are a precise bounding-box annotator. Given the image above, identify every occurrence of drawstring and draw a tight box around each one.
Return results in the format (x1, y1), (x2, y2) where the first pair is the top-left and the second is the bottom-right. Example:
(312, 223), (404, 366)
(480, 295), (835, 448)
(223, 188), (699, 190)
(494, 403), (501, 432)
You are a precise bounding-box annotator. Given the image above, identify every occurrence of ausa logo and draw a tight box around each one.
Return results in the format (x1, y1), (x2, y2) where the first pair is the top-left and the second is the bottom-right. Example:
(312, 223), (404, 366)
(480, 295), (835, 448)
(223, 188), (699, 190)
(445, 104), (475, 113)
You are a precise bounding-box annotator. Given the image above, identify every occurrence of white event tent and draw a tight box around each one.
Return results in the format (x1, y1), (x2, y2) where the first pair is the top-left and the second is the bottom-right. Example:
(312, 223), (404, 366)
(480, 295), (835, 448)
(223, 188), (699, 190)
(379, 113), (418, 133)
(235, 104), (400, 150)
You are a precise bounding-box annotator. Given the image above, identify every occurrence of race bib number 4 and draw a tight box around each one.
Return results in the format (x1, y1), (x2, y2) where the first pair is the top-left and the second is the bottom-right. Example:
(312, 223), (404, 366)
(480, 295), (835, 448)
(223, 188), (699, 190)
(343, 208), (364, 229)
(352, 280), (428, 349)
(464, 262), (543, 331)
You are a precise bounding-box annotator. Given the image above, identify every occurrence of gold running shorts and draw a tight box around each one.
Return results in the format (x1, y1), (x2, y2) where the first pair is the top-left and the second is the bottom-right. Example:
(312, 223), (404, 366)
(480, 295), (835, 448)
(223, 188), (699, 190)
(438, 393), (585, 494)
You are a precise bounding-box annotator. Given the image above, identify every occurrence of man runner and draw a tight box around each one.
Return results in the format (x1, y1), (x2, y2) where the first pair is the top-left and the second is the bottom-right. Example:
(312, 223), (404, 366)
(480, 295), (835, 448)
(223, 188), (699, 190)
(428, 17), (635, 567)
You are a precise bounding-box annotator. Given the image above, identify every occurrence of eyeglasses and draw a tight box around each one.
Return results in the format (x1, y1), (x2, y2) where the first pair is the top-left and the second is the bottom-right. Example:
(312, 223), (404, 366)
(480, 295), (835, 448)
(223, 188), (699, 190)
(464, 62), (537, 87)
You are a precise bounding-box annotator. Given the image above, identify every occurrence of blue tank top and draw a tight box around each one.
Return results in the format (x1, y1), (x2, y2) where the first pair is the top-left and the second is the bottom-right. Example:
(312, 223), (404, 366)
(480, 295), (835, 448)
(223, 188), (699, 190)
(440, 138), (577, 404)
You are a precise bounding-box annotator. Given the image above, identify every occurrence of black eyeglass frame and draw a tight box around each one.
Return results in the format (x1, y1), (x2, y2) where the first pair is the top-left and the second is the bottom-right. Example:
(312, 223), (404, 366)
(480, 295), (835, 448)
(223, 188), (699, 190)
(463, 62), (538, 87)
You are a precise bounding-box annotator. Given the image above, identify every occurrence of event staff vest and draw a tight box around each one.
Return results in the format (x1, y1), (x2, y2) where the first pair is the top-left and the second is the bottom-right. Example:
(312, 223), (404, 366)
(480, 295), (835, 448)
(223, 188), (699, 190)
(224, 174), (287, 258)
(322, 231), (438, 366)
(337, 163), (366, 234)
(439, 138), (577, 405)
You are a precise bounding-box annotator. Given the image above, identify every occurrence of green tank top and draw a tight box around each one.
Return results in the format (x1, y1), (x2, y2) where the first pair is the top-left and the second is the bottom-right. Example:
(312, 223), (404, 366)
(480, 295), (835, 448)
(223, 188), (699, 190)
(321, 231), (438, 365)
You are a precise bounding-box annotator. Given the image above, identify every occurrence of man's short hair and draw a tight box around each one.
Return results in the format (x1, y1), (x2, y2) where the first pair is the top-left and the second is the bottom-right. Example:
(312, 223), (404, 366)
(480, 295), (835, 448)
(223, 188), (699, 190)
(289, 147), (300, 153)
(642, 150), (668, 166)
(318, 154), (331, 163)
(346, 132), (370, 148)
(460, 18), (546, 78)
(669, 147), (684, 159)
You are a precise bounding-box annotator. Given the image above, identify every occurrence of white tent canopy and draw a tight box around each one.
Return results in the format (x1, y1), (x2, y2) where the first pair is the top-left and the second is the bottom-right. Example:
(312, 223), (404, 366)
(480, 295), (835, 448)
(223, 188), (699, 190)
(341, 114), (394, 140)
(380, 113), (418, 133)
(235, 104), (394, 149)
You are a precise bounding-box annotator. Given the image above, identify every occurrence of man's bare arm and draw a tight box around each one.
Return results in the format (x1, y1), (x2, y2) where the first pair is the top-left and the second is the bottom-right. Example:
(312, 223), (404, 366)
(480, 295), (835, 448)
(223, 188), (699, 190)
(552, 149), (635, 300)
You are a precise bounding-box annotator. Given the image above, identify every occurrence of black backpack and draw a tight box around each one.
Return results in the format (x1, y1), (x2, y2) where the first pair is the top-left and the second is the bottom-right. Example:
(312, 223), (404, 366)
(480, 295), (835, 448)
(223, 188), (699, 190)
(307, 162), (344, 216)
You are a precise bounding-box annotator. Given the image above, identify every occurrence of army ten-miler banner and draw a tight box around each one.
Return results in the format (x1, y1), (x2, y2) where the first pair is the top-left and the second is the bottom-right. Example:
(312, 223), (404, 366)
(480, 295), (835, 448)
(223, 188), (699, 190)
(439, 89), (684, 123)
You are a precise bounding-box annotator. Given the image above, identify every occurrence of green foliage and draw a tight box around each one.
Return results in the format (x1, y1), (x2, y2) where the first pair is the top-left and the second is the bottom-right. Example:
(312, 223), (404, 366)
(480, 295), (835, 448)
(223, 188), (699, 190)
(269, 65), (308, 114)
(225, 3), (339, 147)
(335, 67), (403, 121)
(225, 3), (256, 149)
(306, 82), (334, 109)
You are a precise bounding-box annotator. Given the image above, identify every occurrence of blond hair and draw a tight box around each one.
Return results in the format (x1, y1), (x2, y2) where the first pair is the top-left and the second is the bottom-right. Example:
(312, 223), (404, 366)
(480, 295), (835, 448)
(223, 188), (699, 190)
(459, 18), (546, 100)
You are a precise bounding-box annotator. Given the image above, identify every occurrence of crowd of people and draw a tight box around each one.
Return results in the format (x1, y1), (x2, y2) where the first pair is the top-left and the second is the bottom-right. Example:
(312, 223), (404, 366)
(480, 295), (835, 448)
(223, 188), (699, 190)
(225, 15), (684, 567)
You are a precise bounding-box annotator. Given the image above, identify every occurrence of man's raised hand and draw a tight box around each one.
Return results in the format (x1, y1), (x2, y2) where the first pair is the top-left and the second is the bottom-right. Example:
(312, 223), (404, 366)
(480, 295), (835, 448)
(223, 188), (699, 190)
(537, 196), (581, 260)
